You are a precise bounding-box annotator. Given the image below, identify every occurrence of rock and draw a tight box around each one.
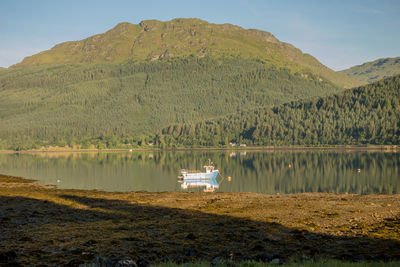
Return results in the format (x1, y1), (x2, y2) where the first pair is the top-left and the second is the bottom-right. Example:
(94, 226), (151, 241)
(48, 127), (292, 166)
(70, 248), (84, 255)
(251, 241), (265, 251)
(270, 258), (283, 264)
(91, 255), (113, 267)
(241, 256), (254, 262)
(115, 257), (137, 267)
(159, 256), (170, 262)
(254, 253), (272, 262)
(136, 258), (149, 267)
(187, 249), (196, 257)
(67, 258), (85, 266)
(211, 256), (225, 266)
(83, 240), (97, 247)
(171, 255), (184, 264)
(354, 255), (366, 261)
(0, 250), (17, 262)
(186, 233), (196, 240)
(19, 236), (33, 242)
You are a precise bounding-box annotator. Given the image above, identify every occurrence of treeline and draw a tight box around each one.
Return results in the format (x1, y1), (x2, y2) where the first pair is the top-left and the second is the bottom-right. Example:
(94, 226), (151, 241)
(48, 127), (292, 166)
(0, 57), (338, 150)
(153, 75), (400, 147)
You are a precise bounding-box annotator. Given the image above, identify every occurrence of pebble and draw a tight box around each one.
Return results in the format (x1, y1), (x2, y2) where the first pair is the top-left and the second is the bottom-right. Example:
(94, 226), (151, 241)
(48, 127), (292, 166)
(115, 258), (137, 267)
(211, 256), (225, 266)
(270, 258), (283, 264)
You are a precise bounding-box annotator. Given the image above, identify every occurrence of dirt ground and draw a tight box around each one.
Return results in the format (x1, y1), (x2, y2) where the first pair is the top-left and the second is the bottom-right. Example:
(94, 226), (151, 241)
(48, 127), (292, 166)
(0, 174), (399, 266)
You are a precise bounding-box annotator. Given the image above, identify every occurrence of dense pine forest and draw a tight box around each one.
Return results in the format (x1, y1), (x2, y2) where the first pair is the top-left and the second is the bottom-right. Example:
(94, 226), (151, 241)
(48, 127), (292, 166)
(154, 75), (400, 147)
(0, 57), (339, 150)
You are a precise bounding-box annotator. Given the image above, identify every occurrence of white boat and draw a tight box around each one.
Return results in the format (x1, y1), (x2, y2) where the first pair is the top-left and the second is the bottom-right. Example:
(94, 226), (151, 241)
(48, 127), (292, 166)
(178, 161), (219, 192)
(179, 164), (219, 179)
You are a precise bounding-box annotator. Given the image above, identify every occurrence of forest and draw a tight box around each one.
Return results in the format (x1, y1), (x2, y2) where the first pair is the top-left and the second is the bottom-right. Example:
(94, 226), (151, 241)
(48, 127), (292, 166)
(0, 57), (339, 149)
(154, 75), (400, 147)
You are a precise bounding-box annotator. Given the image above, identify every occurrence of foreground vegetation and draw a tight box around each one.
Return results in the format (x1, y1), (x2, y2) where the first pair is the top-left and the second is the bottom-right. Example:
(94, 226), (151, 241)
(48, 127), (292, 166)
(0, 175), (399, 265)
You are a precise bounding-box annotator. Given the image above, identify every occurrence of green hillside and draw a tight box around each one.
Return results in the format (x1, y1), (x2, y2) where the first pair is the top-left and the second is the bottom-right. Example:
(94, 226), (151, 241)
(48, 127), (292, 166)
(340, 57), (400, 84)
(155, 75), (400, 146)
(0, 57), (340, 150)
(13, 18), (359, 88)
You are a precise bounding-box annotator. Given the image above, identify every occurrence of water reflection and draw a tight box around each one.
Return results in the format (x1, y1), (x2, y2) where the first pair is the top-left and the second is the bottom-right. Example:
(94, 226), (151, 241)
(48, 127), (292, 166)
(179, 177), (220, 192)
(0, 151), (398, 194)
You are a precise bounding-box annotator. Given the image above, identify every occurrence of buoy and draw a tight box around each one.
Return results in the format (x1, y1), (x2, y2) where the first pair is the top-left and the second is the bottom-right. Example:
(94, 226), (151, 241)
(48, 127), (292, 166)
(227, 176), (232, 182)
(357, 169), (361, 173)
(288, 164), (292, 168)
(57, 179), (61, 183)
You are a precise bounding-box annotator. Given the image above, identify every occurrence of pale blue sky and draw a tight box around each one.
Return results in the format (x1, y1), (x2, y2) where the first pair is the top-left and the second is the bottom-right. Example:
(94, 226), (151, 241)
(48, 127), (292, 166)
(1, 0), (399, 70)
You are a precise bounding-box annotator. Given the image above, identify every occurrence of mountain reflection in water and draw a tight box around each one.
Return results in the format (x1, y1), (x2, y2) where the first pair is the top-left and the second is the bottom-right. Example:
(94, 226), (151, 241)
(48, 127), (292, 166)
(0, 151), (398, 194)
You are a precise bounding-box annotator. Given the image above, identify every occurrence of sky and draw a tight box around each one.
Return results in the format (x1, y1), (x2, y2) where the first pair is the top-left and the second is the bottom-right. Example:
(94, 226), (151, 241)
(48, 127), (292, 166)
(1, 0), (399, 70)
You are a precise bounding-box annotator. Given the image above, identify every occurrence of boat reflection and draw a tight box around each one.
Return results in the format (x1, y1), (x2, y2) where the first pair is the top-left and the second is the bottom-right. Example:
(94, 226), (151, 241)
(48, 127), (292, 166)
(178, 159), (220, 192)
(179, 177), (220, 192)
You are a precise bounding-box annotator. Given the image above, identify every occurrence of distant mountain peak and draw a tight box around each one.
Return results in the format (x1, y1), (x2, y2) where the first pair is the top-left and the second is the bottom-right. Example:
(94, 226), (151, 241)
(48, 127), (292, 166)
(12, 18), (359, 88)
(340, 56), (400, 84)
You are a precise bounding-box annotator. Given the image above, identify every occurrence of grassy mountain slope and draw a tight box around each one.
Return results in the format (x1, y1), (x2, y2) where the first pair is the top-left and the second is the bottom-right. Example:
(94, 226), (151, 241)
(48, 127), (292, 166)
(0, 57), (340, 149)
(340, 57), (400, 84)
(156, 75), (400, 146)
(13, 18), (359, 88)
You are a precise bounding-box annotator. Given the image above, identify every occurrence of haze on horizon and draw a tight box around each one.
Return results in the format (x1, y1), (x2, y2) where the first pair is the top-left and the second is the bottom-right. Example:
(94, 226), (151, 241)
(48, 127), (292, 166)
(1, 0), (399, 70)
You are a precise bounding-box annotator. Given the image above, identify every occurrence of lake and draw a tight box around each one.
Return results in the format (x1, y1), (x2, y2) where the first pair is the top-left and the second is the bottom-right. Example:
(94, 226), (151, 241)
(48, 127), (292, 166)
(0, 151), (398, 194)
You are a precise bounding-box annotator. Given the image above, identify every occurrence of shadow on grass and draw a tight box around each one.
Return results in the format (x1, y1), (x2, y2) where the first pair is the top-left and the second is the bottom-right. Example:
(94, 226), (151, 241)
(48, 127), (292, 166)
(1, 194), (399, 266)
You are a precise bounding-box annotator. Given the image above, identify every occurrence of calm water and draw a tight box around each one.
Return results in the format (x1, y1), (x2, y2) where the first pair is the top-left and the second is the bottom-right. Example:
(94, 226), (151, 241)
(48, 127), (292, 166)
(0, 151), (399, 194)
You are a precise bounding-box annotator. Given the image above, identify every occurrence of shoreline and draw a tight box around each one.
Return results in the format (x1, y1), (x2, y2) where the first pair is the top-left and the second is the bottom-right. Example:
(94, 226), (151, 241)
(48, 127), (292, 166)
(1, 174), (399, 265)
(1, 144), (399, 154)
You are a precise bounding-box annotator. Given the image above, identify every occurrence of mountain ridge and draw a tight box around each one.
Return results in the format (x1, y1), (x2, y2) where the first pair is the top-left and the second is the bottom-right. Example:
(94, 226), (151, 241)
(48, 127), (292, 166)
(340, 56), (400, 84)
(12, 18), (360, 88)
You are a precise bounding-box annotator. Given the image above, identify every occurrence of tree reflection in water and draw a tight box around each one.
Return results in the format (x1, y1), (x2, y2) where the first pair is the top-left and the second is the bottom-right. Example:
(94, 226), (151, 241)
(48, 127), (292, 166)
(0, 151), (398, 194)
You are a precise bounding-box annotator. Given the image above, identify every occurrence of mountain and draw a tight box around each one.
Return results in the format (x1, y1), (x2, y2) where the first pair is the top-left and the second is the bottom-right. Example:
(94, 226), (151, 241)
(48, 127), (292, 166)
(154, 75), (400, 146)
(340, 57), (400, 84)
(13, 18), (359, 88)
(0, 57), (341, 149)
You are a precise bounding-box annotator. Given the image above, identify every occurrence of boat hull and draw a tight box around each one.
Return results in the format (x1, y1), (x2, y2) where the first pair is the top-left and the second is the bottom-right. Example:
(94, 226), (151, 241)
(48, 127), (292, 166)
(182, 170), (218, 179)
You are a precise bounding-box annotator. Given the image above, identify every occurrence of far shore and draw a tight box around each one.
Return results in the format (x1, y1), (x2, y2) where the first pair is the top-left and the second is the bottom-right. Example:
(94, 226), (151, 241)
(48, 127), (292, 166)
(0, 144), (399, 154)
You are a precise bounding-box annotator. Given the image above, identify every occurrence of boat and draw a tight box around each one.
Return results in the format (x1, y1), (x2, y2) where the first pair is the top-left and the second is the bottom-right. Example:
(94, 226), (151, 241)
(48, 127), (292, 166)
(178, 160), (220, 192)
(179, 163), (219, 180)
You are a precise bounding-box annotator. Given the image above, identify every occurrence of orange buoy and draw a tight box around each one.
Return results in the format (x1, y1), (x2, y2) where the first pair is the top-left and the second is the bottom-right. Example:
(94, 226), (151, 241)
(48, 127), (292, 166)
(357, 169), (361, 173)
(227, 176), (232, 182)
(288, 164), (292, 168)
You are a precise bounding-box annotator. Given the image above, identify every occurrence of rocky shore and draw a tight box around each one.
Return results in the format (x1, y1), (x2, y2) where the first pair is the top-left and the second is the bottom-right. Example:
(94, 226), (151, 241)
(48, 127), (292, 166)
(0, 174), (399, 266)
